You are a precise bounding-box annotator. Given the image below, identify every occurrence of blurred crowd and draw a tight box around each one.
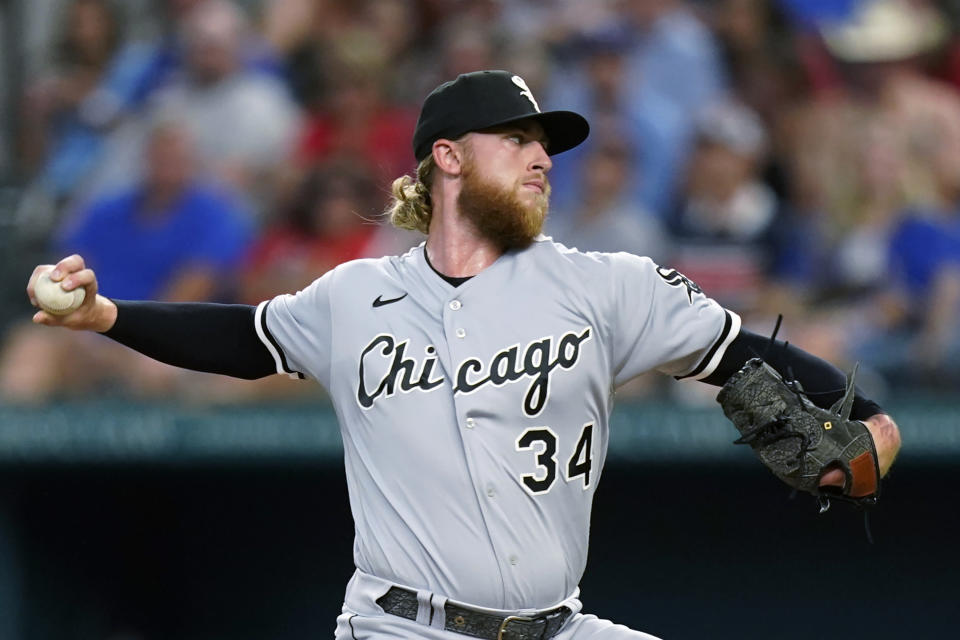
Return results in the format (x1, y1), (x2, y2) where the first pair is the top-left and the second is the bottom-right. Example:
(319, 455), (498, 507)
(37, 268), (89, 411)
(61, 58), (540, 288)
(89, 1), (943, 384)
(2, 0), (960, 404)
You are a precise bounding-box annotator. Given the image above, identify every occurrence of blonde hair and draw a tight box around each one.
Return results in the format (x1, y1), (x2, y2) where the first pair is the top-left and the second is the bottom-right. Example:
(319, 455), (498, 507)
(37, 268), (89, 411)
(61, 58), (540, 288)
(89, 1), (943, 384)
(387, 155), (437, 235)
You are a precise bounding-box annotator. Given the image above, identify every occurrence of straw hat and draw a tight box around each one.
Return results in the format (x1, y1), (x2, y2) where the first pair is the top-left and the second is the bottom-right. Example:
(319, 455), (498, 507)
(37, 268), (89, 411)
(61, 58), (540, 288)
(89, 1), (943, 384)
(821, 0), (948, 63)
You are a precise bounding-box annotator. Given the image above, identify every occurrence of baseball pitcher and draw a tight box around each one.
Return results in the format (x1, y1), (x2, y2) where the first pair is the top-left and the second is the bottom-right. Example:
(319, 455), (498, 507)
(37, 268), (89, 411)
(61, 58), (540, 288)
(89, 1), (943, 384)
(27, 70), (901, 639)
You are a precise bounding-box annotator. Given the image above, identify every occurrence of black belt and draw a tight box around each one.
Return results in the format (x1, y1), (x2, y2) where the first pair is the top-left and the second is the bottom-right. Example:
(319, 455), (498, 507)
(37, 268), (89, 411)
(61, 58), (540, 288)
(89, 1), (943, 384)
(375, 586), (573, 640)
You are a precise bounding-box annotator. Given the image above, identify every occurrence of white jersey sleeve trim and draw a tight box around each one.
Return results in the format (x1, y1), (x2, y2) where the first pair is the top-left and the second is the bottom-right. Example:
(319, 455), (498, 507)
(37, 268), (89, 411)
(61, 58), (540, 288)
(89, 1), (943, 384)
(254, 300), (304, 379)
(676, 309), (742, 381)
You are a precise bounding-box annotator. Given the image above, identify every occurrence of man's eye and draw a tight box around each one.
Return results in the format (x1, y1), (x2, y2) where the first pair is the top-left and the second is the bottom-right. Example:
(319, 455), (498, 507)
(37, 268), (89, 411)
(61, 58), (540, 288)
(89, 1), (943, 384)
(507, 134), (523, 144)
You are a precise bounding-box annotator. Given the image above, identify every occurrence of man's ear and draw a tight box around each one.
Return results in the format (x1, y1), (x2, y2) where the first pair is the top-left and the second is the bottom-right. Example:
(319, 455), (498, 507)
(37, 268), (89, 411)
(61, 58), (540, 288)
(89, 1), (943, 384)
(432, 139), (465, 176)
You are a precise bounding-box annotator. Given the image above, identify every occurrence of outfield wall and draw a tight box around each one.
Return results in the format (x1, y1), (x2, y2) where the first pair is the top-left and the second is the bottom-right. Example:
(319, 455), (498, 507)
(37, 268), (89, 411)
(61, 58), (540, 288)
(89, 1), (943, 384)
(0, 399), (956, 639)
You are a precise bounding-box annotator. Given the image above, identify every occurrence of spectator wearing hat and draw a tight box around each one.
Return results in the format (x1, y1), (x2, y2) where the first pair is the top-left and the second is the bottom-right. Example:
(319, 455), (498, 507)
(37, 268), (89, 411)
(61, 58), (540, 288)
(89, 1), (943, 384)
(666, 98), (810, 317)
(783, 0), (960, 293)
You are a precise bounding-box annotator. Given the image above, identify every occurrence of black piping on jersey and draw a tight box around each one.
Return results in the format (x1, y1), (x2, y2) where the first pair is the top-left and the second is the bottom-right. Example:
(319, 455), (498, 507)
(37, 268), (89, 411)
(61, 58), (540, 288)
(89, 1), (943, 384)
(347, 614), (359, 640)
(256, 300), (305, 379)
(675, 309), (735, 380)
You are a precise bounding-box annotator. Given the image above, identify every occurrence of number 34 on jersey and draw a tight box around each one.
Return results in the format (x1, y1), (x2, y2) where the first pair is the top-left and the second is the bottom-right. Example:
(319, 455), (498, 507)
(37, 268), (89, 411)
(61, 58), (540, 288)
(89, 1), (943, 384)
(515, 422), (594, 495)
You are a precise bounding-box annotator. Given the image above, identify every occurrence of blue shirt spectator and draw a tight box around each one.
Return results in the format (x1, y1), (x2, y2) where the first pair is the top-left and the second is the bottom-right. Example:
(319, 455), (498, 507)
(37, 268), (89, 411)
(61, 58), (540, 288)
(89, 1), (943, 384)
(847, 208), (960, 387)
(59, 183), (253, 300)
(56, 120), (254, 301)
(888, 212), (960, 300)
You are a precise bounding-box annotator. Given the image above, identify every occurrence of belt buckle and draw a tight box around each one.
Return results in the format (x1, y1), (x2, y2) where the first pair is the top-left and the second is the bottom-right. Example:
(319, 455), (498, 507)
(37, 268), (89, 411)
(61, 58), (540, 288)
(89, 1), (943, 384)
(497, 615), (534, 640)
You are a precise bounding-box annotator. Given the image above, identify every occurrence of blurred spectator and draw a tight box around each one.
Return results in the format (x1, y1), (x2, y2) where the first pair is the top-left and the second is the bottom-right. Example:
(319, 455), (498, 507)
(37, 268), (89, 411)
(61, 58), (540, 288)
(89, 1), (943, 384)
(866, 210), (960, 387)
(75, 0), (302, 221)
(0, 119), (254, 402)
(396, 14), (503, 109)
(19, 0), (123, 179)
(260, 0), (322, 97)
(547, 0), (728, 218)
(415, 0), (500, 35)
(783, 0), (960, 293)
(59, 119), (254, 301)
(494, 0), (619, 46)
(755, 0), (960, 387)
(775, 0), (859, 25)
(548, 137), (669, 262)
(16, 0), (153, 225)
(241, 159), (380, 304)
(623, 0), (729, 213)
(849, 115), (960, 387)
(622, 0), (728, 120)
(6, 0), (960, 401)
(544, 26), (652, 223)
(708, 0), (806, 158)
(16, 0), (285, 211)
(266, 0), (418, 109)
(295, 60), (416, 192)
(122, 0), (285, 108)
(666, 98), (797, 316)
(490, 1), (627, 100)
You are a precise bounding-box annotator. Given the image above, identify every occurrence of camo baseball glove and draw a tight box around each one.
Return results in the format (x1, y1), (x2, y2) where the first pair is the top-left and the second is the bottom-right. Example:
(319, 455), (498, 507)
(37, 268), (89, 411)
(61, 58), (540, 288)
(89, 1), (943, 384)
(717, 358), (881, 509)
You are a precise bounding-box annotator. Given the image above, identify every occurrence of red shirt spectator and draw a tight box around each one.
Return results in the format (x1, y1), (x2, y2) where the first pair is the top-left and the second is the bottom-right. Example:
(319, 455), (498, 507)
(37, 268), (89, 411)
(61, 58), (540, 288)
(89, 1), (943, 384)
(242, 159), (380, 303)
(296, 70), (417, 188)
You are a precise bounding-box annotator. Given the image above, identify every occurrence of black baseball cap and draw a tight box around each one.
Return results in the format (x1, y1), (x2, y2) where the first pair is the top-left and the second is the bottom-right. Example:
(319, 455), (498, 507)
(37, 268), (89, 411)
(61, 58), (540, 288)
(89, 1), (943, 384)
(412, 70), (590, 162)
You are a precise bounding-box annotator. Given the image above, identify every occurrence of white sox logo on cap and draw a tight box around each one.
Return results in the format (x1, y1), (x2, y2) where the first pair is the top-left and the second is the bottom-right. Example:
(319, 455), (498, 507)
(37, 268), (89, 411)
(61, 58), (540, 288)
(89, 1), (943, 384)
(511, 75), (541, 112)
(411, 70), (589, 161)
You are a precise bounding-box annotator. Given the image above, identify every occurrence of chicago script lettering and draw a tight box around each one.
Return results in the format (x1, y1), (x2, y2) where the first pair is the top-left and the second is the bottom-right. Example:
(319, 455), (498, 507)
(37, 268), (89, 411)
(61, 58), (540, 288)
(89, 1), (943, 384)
(357, 335), (444, 408)
(356, 327), (592, 415)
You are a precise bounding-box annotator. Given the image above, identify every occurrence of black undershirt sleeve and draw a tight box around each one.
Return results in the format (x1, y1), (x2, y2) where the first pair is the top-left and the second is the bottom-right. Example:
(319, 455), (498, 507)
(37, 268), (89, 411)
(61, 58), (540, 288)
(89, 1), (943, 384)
(701, 329), (884, 421)
(102, 300), (277, 380)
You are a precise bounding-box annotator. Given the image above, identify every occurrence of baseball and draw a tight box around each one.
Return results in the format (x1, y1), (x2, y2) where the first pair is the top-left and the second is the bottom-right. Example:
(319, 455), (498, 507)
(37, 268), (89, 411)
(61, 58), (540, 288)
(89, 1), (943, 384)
(34, 271), (85, 316)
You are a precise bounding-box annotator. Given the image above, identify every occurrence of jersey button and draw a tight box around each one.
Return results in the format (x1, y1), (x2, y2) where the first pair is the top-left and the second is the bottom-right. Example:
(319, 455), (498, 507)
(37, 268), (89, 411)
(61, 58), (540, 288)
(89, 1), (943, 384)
(509, 555), (519, 566)
(456, 328), (466, 338)
(465, 418), (475, 429)
(486, 486), (496, 498)
(449, 300), (462, 310)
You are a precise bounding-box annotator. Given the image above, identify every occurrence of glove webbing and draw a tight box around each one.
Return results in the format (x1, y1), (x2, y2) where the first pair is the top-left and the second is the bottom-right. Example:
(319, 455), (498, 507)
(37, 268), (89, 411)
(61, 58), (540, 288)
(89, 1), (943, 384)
(737, 315), (879, 541)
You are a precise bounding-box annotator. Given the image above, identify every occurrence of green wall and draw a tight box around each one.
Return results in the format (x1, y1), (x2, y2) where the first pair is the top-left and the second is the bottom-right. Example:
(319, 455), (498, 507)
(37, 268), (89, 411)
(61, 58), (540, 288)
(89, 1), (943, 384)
(0, 399), (956, 639)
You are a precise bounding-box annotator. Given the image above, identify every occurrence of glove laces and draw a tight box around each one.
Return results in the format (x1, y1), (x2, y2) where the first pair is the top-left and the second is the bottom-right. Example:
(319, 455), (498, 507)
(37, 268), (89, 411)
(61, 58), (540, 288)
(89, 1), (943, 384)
(749, 314), (878, 543)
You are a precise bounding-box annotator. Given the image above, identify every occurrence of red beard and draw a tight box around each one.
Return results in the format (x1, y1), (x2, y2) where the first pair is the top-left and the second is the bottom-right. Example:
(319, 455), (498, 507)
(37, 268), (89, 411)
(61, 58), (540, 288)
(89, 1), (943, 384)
(457, 157), (550, 252)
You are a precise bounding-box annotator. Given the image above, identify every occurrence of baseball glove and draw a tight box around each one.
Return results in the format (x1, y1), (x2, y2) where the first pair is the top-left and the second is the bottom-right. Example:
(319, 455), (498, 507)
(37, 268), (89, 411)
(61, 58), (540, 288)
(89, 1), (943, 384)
(717, 358), (881, 509)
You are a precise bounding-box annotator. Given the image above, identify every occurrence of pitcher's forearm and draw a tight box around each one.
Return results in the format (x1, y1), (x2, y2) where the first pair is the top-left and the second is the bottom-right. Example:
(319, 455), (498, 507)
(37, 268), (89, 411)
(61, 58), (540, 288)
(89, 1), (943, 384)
(102, 300), (277, 379)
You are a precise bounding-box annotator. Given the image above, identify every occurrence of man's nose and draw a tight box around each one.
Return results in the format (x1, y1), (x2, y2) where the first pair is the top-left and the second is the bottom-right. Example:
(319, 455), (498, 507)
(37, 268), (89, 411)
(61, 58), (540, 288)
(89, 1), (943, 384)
(530, 142), (552, 173)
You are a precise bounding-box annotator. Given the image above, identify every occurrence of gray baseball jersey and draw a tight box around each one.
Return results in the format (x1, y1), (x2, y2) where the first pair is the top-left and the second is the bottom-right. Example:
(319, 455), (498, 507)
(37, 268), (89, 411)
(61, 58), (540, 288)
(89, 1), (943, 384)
(255, 236), (740, 611)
